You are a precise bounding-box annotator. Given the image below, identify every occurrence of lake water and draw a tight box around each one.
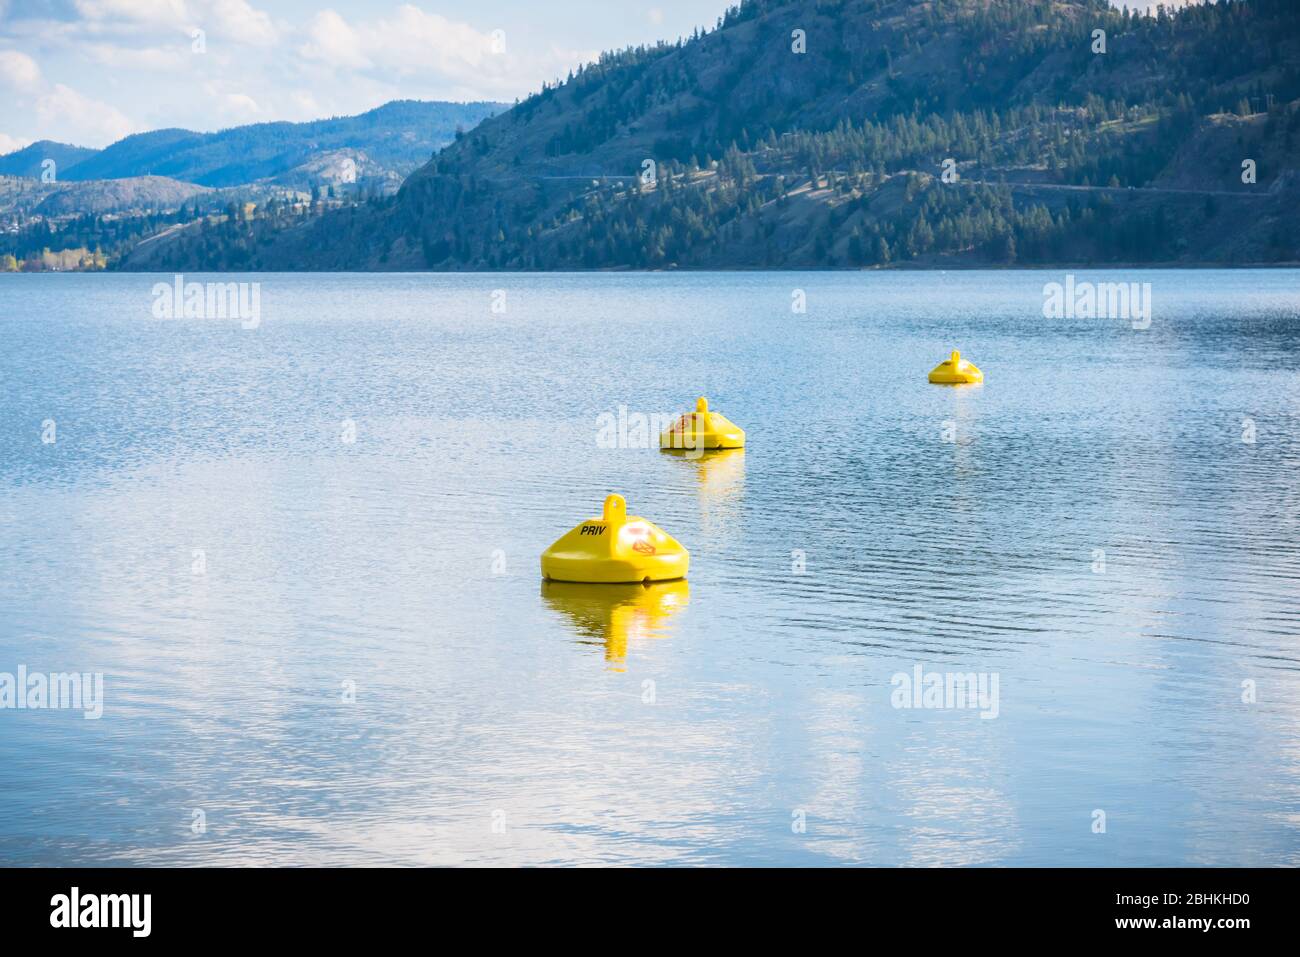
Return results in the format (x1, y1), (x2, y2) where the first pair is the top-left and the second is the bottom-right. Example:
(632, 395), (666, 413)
(1, 269), (1298, 866)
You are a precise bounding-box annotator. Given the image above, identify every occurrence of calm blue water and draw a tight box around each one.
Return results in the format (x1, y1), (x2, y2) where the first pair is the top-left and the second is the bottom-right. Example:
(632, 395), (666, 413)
(1, 269), (1298, 866)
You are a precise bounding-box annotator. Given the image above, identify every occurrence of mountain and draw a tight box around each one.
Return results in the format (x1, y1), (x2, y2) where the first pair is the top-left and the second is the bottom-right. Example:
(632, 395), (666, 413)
(2, 99), (509, 270)
(0, 141), (99, 179)
(113, 0), (1300, 270)
(58, 100), (507, 188)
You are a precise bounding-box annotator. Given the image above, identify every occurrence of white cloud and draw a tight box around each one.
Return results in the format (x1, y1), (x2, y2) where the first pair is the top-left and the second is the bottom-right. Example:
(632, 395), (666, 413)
(295, 5), (593, 100)
(0, 50), (43, 93)
(0, 2), (607, 143)
(85, 42), (188, 70)
(288, 89), (323, 118)
(195, 78), (264, 121)
(220, 91), (260, 116)
(72, 0), (277, 45)
(0, 47), (137, 146)
(73, 0), (190, 27)
(36, 82), (137, 144)
(299, 5), (523, 92)
(300, 10), (371, 71)
(0, 132), (31, 155)
(365, 5), (501, 78)
(299, 5), (501, 81)
(206, 0), (277, 46)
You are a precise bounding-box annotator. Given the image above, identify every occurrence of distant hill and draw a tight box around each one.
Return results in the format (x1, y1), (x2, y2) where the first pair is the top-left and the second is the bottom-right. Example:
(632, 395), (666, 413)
(107, 0), (1300, 270)
(0, 141), (99, 179)
(33, 176), (211, 216)
(0, 100), (506, 190)
(267, 148), (407, 194)
(0, 172), (228, 223)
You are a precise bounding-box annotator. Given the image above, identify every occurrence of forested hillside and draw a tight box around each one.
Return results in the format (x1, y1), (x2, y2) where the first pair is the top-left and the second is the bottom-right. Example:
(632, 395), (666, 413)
(122, 0), (1300, 271)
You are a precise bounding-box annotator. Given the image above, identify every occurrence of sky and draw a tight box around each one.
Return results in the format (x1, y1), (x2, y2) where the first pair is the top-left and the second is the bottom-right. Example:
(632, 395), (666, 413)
(0, 0), (1200, 153)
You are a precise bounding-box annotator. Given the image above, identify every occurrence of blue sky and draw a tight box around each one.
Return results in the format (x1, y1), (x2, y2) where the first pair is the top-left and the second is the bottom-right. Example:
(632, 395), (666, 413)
(0, 0), (1195, 153)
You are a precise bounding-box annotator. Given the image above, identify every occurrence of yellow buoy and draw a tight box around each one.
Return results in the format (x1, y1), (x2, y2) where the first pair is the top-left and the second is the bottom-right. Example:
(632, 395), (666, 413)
(659, 397), (745, 451)
(540, 494), (689, 583)
(928, 349), (983, 385)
